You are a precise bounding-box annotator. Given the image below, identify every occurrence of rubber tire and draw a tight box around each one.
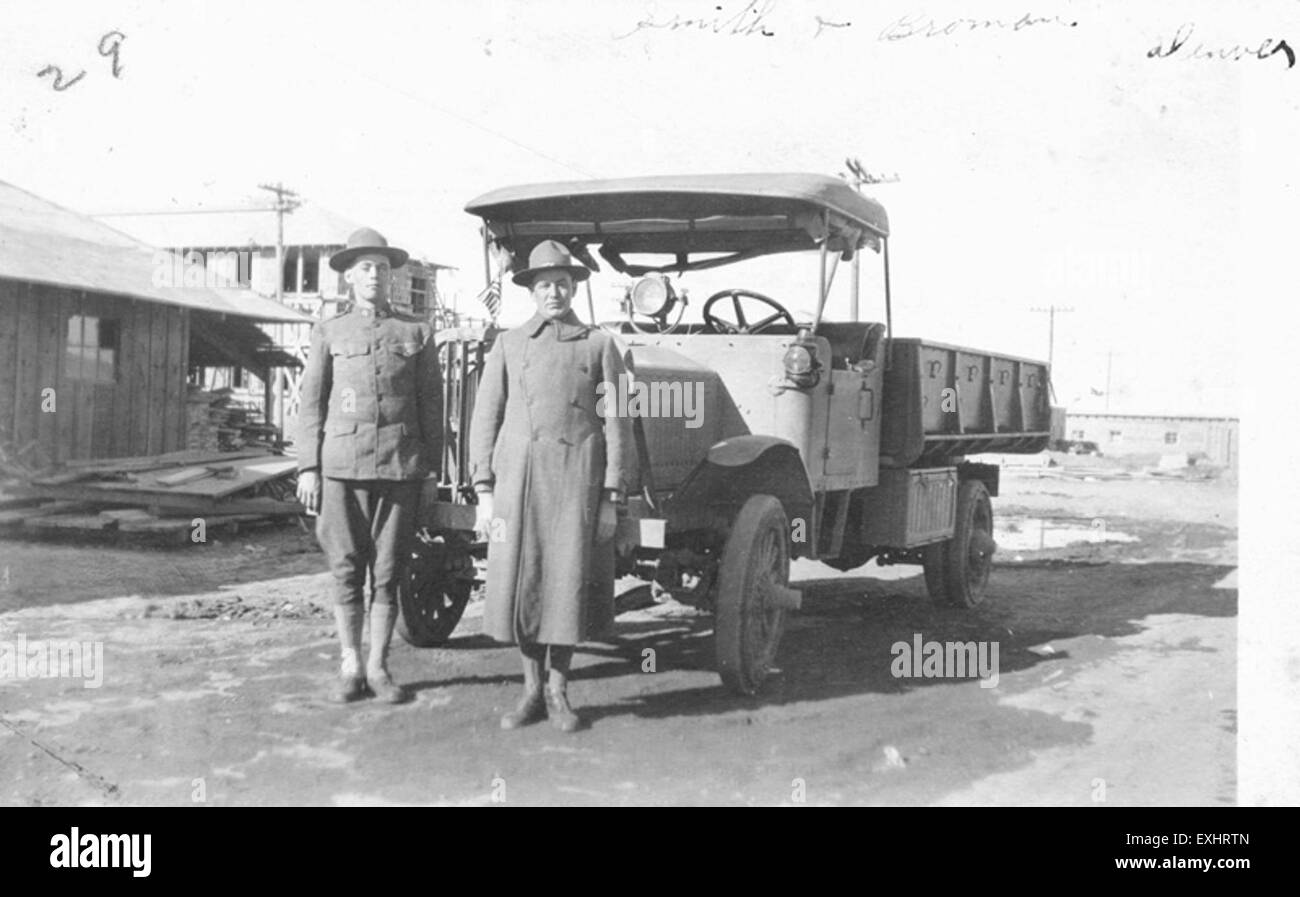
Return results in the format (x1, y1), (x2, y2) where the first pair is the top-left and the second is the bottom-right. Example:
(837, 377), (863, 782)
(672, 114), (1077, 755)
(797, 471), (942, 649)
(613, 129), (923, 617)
(397, 539), (473, 647)
(943, 480), (995, 609)
(715, 495), (791, 696)
(922, 541), (949, 602)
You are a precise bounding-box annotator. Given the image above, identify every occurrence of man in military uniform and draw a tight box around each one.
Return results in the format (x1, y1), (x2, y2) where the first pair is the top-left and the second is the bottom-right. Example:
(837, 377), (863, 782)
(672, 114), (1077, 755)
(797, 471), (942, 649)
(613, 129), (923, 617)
(296, 228), (443, 704)
(469, 240), (635, 732)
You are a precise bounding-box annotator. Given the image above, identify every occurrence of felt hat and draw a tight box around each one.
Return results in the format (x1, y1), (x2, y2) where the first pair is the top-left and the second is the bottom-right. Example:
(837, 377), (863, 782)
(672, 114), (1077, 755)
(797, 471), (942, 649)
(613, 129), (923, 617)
(511, 239), (591, 286)
(329, 228), (410, 272)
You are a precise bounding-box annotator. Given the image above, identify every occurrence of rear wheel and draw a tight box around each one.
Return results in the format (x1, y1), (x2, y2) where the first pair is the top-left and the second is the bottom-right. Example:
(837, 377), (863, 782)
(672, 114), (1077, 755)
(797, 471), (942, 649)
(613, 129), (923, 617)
(397, 533), (475, 646)
(923, 480), (995, 609)
(715, 495), (801, 695)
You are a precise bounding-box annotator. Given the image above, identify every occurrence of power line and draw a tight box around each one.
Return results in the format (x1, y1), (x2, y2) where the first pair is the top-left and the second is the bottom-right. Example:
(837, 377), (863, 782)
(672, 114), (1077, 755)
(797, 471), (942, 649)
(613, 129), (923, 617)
(90, 206), (278, 217)
(345, 68), (598, 180)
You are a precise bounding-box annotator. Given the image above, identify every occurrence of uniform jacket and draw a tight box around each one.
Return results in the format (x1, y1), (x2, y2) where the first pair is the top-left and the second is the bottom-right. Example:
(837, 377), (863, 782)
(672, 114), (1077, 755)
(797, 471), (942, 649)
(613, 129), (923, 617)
(297, 304), (443, 481)
(468, 310), (636, 645)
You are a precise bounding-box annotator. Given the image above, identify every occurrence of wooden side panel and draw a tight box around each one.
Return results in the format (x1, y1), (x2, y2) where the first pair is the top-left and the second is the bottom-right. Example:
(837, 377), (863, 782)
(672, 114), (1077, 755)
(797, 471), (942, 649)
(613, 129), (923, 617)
(127, 299), (151, 456)
(71, 292), (95, 461)
(161, 307), (185, 453)
(147, 303), (168, 454)
(33, 285), (64, 461)
(54, 290), (78, 461)
(107, 295), (133, 457)
(90, 293), (123, 459)
(0, 279), (21, 447)
(13, 283), (41, 459)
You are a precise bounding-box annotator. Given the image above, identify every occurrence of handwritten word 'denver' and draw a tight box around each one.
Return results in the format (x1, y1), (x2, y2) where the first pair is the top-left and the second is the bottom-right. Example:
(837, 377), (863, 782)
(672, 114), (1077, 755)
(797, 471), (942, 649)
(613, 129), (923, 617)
(1148, 23), (1295, 69)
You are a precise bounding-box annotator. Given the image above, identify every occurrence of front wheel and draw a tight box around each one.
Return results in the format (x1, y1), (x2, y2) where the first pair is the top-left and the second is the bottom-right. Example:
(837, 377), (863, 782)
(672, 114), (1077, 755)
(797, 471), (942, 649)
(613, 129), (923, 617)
(714, 495), (802, 695)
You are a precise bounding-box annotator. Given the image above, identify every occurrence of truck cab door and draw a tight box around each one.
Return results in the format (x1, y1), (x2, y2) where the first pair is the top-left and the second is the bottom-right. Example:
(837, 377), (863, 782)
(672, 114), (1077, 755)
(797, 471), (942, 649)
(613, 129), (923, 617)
(821, 326), (886, 485)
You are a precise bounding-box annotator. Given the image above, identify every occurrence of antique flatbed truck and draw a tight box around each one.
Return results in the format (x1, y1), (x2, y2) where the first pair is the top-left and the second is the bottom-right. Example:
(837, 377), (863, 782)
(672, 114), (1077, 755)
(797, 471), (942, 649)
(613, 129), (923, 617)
(401, 174), (1051, 695)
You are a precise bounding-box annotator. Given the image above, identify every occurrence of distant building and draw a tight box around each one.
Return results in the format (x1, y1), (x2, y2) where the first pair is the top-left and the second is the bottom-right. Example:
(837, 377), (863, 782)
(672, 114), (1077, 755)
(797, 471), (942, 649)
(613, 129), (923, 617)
(0, 181), (306, 465)
(98, 201), (455, 431)
(97, 201), (453, 320)
(1065, 412), (1238, 466)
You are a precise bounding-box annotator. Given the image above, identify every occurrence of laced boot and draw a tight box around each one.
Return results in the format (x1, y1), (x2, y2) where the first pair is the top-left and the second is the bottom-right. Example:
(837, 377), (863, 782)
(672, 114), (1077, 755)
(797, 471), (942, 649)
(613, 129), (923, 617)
(544, 646), (581, 733)
(331, 604), (367, 703)
(365, 602), (409, 704)
(501, 646), (546, 729)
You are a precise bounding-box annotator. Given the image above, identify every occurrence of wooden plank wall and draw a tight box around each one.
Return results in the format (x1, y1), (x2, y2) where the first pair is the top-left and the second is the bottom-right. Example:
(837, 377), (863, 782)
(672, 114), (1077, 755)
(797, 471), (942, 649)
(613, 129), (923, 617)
(0, 279), (188, 464)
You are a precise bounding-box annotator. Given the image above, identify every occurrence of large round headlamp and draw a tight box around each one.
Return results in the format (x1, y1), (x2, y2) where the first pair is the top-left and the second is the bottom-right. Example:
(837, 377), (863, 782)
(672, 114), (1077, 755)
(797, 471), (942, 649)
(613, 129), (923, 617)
(630, 274), (676, 318)
(782, 343), (820, 387)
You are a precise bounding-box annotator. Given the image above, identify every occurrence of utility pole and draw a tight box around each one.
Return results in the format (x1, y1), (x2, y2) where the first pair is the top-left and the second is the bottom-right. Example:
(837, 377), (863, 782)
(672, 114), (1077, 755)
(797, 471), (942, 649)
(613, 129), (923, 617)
(1105, 349), (1113, 412)
(257, 182), (301, 438)
(843, 158), (899, 322)
(1029, 305), (1074, 370)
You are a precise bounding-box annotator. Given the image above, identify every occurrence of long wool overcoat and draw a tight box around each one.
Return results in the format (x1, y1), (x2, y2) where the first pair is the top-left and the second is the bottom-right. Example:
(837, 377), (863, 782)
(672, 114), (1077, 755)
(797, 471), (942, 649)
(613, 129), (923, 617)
(468, 310), (636, 645)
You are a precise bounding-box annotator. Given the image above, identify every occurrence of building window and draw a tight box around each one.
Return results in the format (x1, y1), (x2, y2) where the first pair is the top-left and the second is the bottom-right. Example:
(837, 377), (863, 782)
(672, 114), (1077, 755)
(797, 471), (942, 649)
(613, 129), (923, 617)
(282, 247), (321, 294)
(410, 275), (427, 313)
(1108, 430), (1122, 442)
(300, 247), (320, 293)
(1164, 431), (1179, 444)
(1071, 429), (1086, 440)
(66, 315), (119, 383)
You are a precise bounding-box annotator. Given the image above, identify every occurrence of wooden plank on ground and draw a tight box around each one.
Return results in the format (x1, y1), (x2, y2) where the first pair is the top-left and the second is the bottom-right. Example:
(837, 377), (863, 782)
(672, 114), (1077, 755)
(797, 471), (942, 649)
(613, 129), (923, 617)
(155, 466), (215, 487)
(98, 508), (154, 523)
(62, 448), (273, 473)
(0, 501), (95, 530)
(26, 512), (117, 533)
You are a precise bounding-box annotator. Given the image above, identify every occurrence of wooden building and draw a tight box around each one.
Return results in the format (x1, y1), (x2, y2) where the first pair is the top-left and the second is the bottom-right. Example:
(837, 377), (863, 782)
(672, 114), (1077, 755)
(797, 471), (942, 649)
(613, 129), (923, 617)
(1065, 412), (1238, 466)
(97, 201), (454, 434)
(0, 180), (308, 468)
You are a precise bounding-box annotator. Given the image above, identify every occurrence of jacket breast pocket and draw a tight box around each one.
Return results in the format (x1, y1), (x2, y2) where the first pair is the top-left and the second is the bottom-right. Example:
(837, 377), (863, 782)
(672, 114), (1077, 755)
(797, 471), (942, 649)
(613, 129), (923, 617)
(330, 341), (371, 376)
(379, 341), (422, 394)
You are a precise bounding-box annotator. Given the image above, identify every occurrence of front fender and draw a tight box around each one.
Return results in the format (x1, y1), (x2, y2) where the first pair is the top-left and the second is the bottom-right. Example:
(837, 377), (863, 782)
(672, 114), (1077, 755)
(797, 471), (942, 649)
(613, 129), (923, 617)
(668, 436), (814, 527)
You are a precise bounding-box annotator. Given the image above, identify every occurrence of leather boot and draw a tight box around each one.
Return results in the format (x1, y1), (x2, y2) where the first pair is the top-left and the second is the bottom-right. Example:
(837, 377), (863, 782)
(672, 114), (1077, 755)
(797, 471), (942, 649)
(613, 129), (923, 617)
(365, 602), (409, 704)
(331, 604), (367, 703)
(500, 647), (545, 729)
(544, 646), (580, 733)
(543, 683), (580, 733)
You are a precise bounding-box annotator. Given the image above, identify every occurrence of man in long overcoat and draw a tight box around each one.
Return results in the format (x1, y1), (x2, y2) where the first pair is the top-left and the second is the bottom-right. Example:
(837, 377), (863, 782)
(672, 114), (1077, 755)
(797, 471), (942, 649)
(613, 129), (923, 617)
(468, 240), (635, 732)
(296, 228), (442, 704)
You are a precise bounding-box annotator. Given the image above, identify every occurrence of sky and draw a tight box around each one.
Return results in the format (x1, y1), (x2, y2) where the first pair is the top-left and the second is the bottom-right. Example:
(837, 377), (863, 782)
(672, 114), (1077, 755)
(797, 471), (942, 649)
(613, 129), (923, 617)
(0, 0), (1290, 416)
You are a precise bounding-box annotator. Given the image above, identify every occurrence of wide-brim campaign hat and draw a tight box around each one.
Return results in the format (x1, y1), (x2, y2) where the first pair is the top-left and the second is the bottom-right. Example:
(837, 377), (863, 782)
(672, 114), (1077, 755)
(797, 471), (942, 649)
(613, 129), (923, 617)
(511, 239), (591, 286)
(330, 228), (410, 272)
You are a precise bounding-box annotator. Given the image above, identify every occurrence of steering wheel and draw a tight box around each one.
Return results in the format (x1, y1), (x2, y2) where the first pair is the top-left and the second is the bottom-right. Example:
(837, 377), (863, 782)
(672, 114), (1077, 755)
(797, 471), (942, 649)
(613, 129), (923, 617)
(702, 289), (796, 335)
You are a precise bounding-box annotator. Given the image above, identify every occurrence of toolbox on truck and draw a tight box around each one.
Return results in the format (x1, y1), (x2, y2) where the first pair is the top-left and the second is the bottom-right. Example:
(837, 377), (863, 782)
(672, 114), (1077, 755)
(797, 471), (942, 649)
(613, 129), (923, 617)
(860, 466), (958, 548)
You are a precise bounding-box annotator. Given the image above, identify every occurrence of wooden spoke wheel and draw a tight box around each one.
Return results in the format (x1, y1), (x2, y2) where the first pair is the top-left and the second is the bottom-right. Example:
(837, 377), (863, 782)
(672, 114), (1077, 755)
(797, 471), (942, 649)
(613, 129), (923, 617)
(923, 480), (995, 609)
(715, 495), (801, 695)
(397, 532), (475, 647)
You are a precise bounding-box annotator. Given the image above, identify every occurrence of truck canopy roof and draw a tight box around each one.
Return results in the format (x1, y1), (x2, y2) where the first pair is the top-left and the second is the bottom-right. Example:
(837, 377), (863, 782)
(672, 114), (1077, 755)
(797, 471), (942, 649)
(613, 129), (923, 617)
(465, 173), (889, 275)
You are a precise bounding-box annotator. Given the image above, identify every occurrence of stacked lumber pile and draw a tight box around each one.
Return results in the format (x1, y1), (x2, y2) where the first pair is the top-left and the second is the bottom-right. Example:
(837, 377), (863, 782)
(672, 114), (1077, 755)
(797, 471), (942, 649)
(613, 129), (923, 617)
(186, 386), (283, 453)
(0, 449), (303, 545)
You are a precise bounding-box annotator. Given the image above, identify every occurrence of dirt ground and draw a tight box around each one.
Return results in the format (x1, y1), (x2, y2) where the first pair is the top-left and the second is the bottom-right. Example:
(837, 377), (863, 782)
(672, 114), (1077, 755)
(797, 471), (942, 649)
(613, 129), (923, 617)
(0, 471), (1237, 806)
